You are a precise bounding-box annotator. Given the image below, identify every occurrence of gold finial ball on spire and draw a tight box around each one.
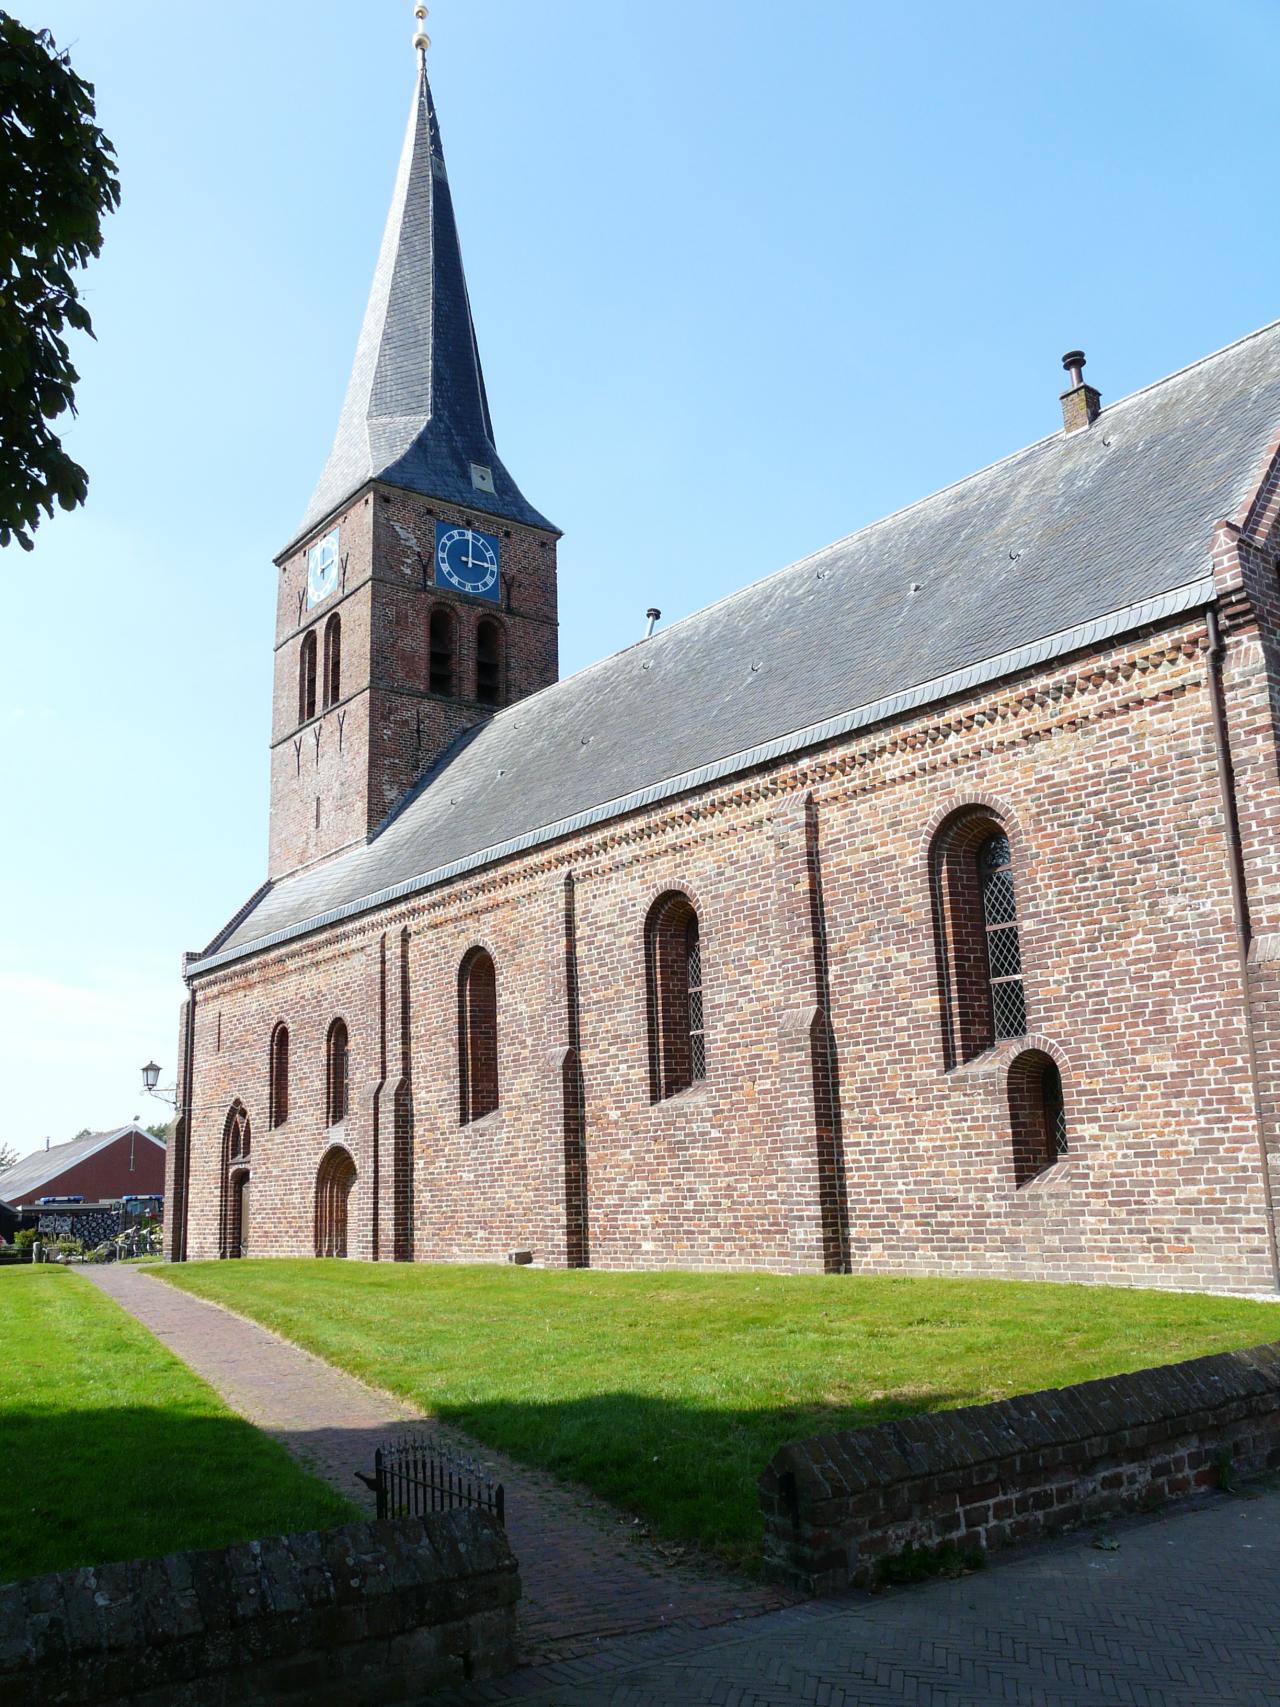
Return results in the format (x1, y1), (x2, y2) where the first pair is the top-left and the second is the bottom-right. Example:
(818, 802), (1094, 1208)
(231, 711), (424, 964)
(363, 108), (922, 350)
(413, 3), (430, 54)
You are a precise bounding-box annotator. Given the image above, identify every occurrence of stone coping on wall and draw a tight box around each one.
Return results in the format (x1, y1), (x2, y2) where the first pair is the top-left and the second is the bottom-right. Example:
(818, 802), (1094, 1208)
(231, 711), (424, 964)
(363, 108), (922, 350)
(0, 1509), (519, 1706)
(760, 1342), (1280, 1595)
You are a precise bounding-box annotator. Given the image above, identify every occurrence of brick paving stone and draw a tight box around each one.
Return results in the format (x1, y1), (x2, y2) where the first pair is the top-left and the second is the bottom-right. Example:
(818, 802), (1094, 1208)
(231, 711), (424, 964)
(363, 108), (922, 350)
(435, 1486), (1280, 1705)
(81, 1264), (792, 1661)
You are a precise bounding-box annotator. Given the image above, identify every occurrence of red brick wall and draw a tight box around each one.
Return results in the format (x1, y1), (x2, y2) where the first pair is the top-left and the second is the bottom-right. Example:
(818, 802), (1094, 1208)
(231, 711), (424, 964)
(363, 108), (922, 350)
(760, 1341), (1280, 1593)
(11, 1134), (166, 1208)
(268, 484), (559, 878)
(180, 610), (1280, 1291)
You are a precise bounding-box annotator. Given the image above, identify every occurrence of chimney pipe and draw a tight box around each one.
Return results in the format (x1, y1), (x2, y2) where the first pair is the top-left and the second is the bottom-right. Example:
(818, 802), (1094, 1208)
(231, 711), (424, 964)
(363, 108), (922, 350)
(645, 608), (661, 638)
(1060, 349), (1102, 434)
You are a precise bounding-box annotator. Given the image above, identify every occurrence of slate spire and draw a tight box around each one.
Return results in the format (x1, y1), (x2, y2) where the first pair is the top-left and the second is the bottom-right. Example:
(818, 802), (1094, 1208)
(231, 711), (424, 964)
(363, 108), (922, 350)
(291, 59), (554, 547)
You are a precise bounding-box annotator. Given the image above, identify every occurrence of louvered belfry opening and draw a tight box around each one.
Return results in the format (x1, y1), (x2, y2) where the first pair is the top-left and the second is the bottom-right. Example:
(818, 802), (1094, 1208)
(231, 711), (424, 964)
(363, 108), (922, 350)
(459, 948), (499, 1123)
(323, 614), (342, 709)
(298, 631), (318, 724)
(430, 607), (456, 696)
(646, 892), (708, 1101)
(931, 811), (1027, 1068)
(476, 618), (503, 706)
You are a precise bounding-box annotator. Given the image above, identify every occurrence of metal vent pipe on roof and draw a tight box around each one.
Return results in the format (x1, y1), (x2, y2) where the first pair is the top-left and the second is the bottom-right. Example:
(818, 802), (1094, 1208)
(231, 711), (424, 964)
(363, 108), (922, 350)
(645, 608), (662, 638)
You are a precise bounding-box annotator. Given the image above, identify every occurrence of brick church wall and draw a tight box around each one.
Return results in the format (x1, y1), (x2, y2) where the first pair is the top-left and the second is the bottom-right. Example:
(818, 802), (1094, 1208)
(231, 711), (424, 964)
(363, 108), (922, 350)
(182, 609), (1280, 1290)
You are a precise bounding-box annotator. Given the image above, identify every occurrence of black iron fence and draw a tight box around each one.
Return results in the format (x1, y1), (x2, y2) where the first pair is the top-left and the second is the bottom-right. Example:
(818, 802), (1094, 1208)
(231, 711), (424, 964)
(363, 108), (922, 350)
(357, 1435), (505, 1527)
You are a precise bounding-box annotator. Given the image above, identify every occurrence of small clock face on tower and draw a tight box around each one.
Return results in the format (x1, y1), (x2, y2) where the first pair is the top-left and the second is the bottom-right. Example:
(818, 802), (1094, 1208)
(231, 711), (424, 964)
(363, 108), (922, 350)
(435, 522), (501, 602)
(307, 529), (341, 608)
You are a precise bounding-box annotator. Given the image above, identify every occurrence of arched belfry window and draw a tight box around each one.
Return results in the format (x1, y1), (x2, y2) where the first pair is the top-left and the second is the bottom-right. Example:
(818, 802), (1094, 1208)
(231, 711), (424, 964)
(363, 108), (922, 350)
(931, 811), (1028, 1067)
(459, 948), (499, 1123)
(299, 631), (317, 724)
(646, 892), (708, 1101)
(476, 619), (504, 707)
(1008, 1050), (1069, 1186)
(269, 1023), (290, 1128)
(326, 1019), (349, 1127)
(323, 614), (341, 709)
(430, 607), (456, 697)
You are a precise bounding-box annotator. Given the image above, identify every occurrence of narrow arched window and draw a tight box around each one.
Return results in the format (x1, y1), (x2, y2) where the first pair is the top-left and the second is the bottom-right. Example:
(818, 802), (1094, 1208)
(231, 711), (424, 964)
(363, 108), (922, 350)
(476, 618), (504, 706)
(224, 1101), (250, 1165)
(326, 1019), (349, 1127)
(458, 948), (499, 1123)
(931, 812), (1027, 1067)
(429, 607), (456, 696)
(269, 1023), (289, 1128)
(1008, 1050), (1068, 1186)
(323, 614), (341, 708)
(299, 631), (317, 724)
(646, 892), (708, 1100)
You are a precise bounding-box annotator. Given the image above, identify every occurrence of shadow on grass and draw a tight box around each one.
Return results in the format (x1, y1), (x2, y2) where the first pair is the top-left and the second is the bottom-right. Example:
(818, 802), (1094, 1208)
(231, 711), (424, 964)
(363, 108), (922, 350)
(426, 1389), (967, 1573)
(0, 1408), (358, 1586)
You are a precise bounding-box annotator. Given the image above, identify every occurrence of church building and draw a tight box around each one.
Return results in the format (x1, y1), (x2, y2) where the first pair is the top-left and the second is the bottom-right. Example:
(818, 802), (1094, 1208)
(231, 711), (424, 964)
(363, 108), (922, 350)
(166, 43), (1280, 1294)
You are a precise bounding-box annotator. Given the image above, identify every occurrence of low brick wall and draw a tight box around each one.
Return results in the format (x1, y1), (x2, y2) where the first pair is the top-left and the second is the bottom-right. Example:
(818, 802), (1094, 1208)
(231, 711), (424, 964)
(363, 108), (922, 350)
(760, 1342), (1280, 1595)
(0, 1510), (518, 1705)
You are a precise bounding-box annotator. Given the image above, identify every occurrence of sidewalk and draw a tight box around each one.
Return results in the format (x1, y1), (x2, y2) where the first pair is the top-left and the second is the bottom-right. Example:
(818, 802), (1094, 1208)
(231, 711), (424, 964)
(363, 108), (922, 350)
(81, 1263), (792, 1662)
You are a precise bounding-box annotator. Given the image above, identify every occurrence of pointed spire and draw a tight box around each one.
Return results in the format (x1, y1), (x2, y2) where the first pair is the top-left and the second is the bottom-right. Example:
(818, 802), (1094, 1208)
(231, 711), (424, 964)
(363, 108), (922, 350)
(290, 56), (554, 549)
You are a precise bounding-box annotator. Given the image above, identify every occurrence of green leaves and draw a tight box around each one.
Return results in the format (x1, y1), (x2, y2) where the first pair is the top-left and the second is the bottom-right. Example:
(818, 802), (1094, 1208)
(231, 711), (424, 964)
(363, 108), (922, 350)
(0, 13), (120, 552)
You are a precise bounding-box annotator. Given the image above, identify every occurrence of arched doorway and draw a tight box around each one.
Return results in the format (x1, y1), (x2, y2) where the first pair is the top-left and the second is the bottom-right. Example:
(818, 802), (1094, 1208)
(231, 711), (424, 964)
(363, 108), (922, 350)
(227, 1170), (251, 1258)
(315, 1148), (356, 1259)
(220, 1103), (252, 1259)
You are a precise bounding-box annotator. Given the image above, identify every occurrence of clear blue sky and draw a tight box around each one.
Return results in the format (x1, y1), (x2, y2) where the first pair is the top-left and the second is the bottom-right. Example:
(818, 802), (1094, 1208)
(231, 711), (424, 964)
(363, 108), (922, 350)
(4, 0), (1278, 1154)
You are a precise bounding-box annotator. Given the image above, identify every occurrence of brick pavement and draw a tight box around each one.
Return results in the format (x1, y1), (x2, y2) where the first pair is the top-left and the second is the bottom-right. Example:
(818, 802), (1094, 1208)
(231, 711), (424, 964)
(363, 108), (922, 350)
(81, 1264), (792, 1662)
(438, 1486), (1280, 1705)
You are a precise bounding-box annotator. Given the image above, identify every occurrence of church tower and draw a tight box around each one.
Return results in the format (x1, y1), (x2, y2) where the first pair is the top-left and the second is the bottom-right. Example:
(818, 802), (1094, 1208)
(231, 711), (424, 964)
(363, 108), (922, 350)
(268, 36), (559, 879)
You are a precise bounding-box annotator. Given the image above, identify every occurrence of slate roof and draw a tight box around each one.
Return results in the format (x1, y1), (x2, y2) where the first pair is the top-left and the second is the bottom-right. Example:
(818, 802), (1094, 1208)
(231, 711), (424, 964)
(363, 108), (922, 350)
(0, 1126), (163, 1204)
(287, 62), (556, 553)
(194, 321), (1280, 975)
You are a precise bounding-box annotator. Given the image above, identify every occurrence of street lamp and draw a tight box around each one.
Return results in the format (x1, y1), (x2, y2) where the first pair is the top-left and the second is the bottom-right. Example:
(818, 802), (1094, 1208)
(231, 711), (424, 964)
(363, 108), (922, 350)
(140, 1062), (177, 1108)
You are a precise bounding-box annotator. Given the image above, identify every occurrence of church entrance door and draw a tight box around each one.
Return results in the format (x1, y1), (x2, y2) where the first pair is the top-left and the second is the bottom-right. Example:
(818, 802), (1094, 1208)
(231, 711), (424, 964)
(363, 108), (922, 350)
(316, 1149), (356, 1259)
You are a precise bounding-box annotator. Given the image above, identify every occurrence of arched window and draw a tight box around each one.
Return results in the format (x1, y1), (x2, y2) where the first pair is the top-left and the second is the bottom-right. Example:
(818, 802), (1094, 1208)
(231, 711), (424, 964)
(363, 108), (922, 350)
(476, 618), (504, 706)
(315, 1147), (356, 1259)
(429, 607), (456, 696)
(1008, 1050), (1068, 1186)
(931, 812), (1027, 1067)
(269, 1023), (289, 1128)
(323, 614), (341, 708)
(458, 948), (499, 1123)
(645, 892), (708, 1101)
(225, 1101), (251, 1163)
(326, 1019), (349, 1127)
(299, 631), (317, 724)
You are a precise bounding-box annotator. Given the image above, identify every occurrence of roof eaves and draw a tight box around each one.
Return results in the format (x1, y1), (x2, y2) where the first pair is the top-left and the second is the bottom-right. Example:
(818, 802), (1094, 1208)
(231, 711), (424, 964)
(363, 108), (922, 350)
(186, 574), (1215, 979)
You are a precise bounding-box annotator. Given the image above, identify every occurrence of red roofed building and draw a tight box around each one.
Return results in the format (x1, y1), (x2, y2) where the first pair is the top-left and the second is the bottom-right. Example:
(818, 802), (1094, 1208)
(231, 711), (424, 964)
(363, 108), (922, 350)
(0, 1125), (166, 1210)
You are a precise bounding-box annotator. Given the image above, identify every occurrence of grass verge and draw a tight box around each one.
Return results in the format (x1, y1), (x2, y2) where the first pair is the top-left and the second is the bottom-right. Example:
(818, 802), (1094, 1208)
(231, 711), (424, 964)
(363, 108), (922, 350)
(157, 1261), (1280, 1572)
(0, 1267), (355, 1583)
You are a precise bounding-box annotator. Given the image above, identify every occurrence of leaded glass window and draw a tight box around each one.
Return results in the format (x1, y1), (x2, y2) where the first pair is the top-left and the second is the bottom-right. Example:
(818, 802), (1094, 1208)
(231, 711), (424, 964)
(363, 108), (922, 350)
(979, 834), (1026, 1039)
(687, 916), (706, 1083)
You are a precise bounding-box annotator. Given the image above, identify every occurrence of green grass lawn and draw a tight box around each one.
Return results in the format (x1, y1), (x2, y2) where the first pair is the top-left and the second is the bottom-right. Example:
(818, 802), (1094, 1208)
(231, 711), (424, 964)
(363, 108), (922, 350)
(0, 1268), (355, 1583)
(158, 1261), (1280, 1571)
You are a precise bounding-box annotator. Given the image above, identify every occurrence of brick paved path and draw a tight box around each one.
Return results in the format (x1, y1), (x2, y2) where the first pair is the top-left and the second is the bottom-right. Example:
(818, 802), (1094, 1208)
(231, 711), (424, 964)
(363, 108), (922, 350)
(439, 1486), (1280, 1705)
(82, 1264), (791, 1662)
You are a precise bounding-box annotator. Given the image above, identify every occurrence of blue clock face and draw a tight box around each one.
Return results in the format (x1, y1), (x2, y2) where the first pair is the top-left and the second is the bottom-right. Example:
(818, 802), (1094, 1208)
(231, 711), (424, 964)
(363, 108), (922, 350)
(435, 522), (500, 602)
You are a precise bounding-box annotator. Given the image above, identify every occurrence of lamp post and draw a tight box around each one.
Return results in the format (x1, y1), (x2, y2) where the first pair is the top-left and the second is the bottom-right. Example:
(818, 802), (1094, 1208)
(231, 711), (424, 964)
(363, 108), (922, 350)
(140, 1062), (177, 1108)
